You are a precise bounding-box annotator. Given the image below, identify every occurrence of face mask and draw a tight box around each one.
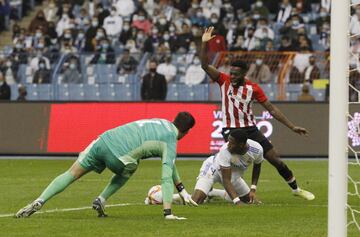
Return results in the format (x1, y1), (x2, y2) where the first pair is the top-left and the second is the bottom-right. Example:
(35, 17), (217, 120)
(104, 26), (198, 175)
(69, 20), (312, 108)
(102, 44), (109, 49)
(111, 10), (117, 16)
(137, 34), (144, 40)
(123, 25), (130, 31)
(320, 12), (327, 18)
(191, 3), (199, 8)
(35, 32), (42, 38)
(226, 13), (234, 19)
(138, 16), (145, 21)
(152, 29), (158, 35)
(37, 43), (44, 49)
(64, 33), (71, 39)
(51, 38), (57, 44)
(211, 18), (218, 24)
(92, 21), (98, 27)
(78, 33), (84, 39)
(163, 34), (170, 40)
(255, 59), (263, 65)
(70, 63), (76, 69)
(62, 14), (68, 19)
(193, 58), (200, 64)
(253, 14), (260, 20)
(189, 46), (196, 52)
(15, 44), (22, 49)
(159, 18), (167, 25)
(191, 28), (198, 35)
(256, 1), (263, 7)
(292, 20), (300, 26)
(39, 63), (45, 69)
(6, 61), (12, 67)
(231, 24), (237, 30)
(169, 26), (175, 32)
(96, 32), (104, 38)
(196, 12), (202, 18)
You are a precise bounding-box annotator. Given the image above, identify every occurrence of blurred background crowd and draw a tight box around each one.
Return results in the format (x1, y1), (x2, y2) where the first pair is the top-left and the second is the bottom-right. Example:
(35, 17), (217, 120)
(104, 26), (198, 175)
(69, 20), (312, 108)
(0, 0), (356, 102)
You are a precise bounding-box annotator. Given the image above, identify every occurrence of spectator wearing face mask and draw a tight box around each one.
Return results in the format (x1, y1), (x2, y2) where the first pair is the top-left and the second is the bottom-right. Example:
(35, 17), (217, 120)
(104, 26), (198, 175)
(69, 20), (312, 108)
(30, 50), (51, 73)
(44, 0), (58, 22)
(85, 17), (102, 52)
(156, 56), (177, 83)
(62, 58), (82, 84)
(29, 10), (49, 34)
(75, 8), (90, 30)
(252, 0), (269, 19)
(190, 8), (209, 28)
(185, 56), (206, 85)
(141, 60), (167, 101)
(91, 28), (108, 51)
(209, 13), (226, 37)
(184, 56), (206, 85)
(132, 11), (152, 34)
(119, 20), (134, 45)
(254, 18), (274, 41)
(74, 30), (86, 52)
(0, 72), (10, 100)
(56, 12), (72, 37)
(155, 15), (169, 33)
(246, 57), (272, 84)
(11, 40), (28, 64)
(143, 27), (161, 53)
(103, 6), (123, 38)
(33, 59), (52, 84)
(90, 38), (115, 64)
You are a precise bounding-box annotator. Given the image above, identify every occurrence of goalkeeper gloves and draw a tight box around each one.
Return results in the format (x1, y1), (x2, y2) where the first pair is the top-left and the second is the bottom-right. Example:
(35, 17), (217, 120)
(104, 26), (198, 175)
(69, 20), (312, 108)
(176, 182), (198, 206)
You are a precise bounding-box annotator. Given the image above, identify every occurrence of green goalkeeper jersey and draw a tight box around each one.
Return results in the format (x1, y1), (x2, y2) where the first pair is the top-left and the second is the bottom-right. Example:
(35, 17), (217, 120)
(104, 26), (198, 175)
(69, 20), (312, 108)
(100, 118), (181, 203)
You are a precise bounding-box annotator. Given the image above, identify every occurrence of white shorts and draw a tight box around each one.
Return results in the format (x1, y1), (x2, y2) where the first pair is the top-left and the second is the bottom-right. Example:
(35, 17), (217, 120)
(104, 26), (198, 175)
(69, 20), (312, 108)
(194, 156), (250, 197)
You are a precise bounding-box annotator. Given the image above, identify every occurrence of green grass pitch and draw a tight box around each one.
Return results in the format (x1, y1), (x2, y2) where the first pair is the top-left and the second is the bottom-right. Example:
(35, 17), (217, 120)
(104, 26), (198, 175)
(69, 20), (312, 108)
(0, 159), (359, 237)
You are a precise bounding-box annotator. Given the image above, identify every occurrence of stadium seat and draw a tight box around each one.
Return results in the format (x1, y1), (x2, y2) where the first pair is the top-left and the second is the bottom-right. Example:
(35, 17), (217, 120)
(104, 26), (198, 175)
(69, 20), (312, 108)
(10, 84), (19, 100)
(167, 84), (179, 101)
(177, 84), (208, 101)
(68, 84), (85, 101)
(113, 83), (134, 101)
(26, 84), (52, 101)
(99, 84), (116, 101)
(83, 84), (100, 101)
(58, 84), (70, 100)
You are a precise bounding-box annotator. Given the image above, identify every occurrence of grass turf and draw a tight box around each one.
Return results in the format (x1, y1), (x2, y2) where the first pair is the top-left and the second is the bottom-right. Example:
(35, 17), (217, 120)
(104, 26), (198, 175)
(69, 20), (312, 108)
(0, 159), (359, 237)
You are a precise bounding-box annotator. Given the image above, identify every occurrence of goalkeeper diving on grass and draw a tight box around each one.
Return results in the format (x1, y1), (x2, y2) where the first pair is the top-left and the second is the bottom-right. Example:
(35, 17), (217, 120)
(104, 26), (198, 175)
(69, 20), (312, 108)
(16, 112), (198, 220)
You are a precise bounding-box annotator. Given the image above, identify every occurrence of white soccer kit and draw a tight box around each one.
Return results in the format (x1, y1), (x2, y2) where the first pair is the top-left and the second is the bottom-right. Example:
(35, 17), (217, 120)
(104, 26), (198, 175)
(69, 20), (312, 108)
(195, 139), (264, 197)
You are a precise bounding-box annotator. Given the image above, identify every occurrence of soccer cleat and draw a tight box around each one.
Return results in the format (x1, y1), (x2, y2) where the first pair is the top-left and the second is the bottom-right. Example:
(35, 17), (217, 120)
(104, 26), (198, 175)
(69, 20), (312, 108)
(92, 198), (108, 217)
(15, 200), (43, 218)
(292, 188), (315, 201)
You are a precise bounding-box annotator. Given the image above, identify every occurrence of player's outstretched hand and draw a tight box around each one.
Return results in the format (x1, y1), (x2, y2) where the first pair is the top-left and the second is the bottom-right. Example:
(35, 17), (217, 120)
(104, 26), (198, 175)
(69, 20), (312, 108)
(202, 27), (216, 42)
(248, 190), (257, 204)
(292, 126), (309, 136)
(165, 214), (187, 220)
(180, 189), (198, 206)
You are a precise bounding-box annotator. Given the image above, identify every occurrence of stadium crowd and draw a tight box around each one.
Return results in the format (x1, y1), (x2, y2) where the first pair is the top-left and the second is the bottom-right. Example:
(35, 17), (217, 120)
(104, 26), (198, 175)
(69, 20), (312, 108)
(0, 0), (345, 102)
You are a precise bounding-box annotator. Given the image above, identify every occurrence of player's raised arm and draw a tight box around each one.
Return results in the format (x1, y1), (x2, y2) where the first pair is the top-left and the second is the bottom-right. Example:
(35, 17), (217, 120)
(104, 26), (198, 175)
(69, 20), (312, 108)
(201, 27), (220, 81)
(260, 100), (309, 136)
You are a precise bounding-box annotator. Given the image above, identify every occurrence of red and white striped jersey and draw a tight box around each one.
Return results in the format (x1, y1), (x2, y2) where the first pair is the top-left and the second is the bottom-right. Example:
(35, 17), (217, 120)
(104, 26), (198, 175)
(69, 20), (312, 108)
(217, 72), (268, 128)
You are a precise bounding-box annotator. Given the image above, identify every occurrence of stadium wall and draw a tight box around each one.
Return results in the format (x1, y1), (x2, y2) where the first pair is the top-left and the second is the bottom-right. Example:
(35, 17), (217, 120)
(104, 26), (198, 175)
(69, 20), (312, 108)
(0, 102), (358, 157)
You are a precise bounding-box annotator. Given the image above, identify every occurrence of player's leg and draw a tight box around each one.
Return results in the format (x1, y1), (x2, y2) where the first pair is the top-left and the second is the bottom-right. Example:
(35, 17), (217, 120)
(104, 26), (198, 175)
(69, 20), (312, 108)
(191, 157), (216, 204)
(92, 142), (138, 217)
(265, 148), (315, 200)
(15, 140), (100, 218)
(232, 176), (252, 204)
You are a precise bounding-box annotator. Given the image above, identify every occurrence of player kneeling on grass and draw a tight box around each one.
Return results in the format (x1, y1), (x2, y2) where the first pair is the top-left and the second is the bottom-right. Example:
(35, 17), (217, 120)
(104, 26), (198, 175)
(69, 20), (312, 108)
(145, 130), (263, 206)
(15, 112), (198, 220)
(192, 130), (263, 205)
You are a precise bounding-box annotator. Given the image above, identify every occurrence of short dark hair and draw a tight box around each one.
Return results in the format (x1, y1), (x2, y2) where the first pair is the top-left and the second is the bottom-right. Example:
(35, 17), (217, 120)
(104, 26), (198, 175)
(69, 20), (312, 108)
(230, 60), (248, 71)
(229, 129), (248, 144)
(173, 112), (195, 133)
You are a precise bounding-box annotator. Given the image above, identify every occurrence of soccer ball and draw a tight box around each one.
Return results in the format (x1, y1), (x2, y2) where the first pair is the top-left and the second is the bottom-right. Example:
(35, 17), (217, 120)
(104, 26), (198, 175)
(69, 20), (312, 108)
(146, 185), (163, 205)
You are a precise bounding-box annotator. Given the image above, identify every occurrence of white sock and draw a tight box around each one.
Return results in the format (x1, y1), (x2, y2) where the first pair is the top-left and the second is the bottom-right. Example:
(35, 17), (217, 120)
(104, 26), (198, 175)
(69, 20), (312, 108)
(208, 188), (232, 202)
(98, 196), (106, 204)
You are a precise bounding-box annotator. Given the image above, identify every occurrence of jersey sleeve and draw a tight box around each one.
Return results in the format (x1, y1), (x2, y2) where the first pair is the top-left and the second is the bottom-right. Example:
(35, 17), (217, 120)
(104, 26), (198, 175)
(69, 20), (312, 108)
(253, 83), (268, 103)
(217, 72), (229, 86)
(161, 134), (177, 203)
(217, 149), (232, 168)
(253, 144), (265, 164)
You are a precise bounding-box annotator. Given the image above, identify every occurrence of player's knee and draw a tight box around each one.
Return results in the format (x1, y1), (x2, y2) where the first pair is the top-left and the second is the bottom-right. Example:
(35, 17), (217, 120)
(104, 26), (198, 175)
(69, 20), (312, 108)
(265, 149), (283, 168)
(192, 190), (207, 204)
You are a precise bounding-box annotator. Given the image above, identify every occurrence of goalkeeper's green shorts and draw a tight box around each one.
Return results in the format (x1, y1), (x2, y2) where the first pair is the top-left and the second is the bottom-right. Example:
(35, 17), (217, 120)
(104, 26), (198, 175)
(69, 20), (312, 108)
(77, 137), (125, 174)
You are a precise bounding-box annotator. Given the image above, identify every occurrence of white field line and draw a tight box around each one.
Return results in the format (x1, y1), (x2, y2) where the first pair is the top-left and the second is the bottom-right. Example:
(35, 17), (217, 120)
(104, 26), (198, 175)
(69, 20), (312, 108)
(2, 202), (359, 218)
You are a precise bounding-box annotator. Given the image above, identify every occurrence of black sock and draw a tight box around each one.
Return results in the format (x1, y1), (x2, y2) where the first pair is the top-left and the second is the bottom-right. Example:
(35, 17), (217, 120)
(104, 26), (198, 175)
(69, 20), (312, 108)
(277, 164), (298, 190)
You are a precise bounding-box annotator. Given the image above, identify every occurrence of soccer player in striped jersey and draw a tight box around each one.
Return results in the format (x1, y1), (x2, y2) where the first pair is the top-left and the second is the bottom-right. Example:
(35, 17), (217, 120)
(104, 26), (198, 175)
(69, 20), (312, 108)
(191, 130), (263, 205)
(200, 27), (314, 201)
(16, 112), (197, 220)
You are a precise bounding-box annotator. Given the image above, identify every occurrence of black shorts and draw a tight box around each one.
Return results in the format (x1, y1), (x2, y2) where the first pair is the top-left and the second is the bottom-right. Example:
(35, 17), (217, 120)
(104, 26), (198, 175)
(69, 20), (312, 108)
(221, 126), (274, 154)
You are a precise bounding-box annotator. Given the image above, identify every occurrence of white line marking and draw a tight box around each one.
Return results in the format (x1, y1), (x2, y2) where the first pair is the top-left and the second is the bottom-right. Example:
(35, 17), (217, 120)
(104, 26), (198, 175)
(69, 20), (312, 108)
(0, 203), (141, 218)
